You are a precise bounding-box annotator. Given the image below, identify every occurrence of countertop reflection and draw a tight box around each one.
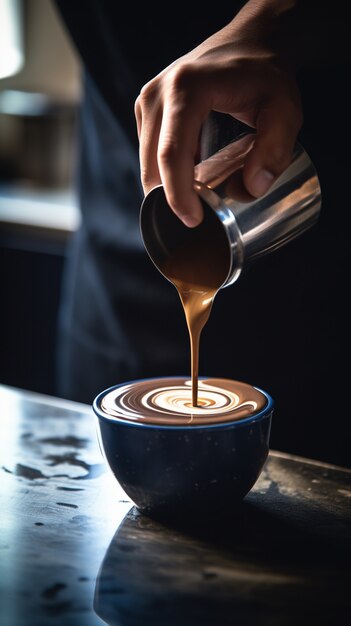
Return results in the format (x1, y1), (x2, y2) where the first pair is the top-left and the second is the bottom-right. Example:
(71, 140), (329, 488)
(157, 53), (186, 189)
(0, 384), (350, 626)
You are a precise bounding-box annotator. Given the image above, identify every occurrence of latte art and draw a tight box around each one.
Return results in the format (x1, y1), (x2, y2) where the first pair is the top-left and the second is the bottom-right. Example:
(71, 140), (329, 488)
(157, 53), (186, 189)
(100, 378), (268, 425)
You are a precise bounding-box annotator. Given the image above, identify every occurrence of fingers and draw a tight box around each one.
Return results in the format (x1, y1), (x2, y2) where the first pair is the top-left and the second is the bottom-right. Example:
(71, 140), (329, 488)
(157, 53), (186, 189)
(136, 67), (209, 228)
(135, 82), (163, 195)
(157, 96), (205, 227)
(243, 90), (303, 198)
(136, 61), (303, 221)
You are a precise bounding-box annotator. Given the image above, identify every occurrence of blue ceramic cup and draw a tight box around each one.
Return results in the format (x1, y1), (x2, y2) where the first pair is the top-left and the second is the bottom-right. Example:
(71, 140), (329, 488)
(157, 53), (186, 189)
(93, 376), (274, 522)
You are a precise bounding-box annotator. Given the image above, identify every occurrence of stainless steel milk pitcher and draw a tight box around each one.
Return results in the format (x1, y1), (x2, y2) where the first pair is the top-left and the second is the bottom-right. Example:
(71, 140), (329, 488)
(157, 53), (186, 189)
(140, 115), (322, 288)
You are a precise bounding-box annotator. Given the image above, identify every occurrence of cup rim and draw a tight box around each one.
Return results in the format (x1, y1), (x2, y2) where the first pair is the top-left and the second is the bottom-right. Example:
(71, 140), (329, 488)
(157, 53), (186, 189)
(92, 376), (274, 430)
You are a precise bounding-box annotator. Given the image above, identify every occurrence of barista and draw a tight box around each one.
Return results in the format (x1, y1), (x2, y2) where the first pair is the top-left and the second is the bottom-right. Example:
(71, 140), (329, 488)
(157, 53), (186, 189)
(54, 0), (349, 467)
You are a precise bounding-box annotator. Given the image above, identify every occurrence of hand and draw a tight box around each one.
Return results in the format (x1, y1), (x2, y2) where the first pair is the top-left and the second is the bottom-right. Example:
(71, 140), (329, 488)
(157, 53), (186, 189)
(135, 0), (303, 227)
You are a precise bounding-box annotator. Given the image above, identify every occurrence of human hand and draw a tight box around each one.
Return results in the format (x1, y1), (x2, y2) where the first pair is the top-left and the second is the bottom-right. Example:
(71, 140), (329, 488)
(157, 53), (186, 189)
(135, 1), (303, 227)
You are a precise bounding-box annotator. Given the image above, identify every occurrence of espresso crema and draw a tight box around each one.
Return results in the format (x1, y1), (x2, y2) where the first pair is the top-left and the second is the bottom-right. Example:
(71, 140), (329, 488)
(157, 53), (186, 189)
(100, 377), (268, 426)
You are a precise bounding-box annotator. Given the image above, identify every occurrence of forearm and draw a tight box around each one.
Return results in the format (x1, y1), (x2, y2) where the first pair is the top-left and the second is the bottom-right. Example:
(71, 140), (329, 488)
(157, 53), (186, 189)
(225, 0), (348, 70)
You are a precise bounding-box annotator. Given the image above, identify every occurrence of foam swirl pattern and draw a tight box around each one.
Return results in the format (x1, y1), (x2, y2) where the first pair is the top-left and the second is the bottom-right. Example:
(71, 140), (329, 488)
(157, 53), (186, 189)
(100, 378), (268, 426)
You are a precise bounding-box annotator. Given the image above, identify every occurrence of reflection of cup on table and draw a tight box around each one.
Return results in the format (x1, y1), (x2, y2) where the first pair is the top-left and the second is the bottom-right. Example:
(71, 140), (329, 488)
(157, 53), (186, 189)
(93, 376), (274, 521)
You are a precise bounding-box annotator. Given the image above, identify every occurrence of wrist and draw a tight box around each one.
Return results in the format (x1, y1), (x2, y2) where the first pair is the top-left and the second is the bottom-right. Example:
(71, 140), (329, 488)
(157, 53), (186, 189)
(227, 0), (302, 71)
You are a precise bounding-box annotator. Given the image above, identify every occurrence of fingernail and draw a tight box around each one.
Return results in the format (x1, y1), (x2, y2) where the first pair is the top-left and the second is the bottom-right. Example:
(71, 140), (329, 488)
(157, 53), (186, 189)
(250, 169), (275, 197)
(181, 214), (201, 228)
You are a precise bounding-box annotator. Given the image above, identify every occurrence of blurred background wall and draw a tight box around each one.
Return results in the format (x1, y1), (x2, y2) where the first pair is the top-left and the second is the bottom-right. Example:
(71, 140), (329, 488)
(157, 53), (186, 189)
(0, 0), (80, 96)
(0, 0), (82, 396)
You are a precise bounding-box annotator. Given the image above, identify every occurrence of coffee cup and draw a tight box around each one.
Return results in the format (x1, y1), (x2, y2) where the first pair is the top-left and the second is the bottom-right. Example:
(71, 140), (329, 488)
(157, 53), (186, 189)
(93, 376), (274, 522)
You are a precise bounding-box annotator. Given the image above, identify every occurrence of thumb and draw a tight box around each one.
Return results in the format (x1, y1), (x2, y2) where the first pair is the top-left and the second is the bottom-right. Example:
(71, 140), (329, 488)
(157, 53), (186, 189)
(243, 96), (303, 198)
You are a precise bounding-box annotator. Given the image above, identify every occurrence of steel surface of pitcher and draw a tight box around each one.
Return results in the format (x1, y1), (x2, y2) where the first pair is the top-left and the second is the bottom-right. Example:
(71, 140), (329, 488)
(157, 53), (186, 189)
(140, 115), (321, 289)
